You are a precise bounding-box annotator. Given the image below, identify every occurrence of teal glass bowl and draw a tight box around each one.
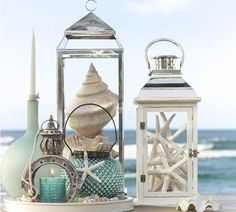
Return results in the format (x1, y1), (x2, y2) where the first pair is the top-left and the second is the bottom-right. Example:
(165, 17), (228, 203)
(63, 154), (123, 202)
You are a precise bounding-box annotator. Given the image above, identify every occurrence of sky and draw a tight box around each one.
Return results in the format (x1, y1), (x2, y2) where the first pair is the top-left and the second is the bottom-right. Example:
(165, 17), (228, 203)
(0, 0), (236, 130)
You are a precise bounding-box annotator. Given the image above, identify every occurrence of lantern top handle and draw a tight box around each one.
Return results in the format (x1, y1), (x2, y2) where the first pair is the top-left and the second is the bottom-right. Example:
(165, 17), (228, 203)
(85, 0), (97, 12)
(145, 38), (185, 76)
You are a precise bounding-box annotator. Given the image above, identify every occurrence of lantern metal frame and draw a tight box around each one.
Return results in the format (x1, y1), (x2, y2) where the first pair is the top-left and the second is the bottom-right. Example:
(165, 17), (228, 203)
(56, 10), (124, 166)
(134, 38), (201, 206)
(23, 155), (80, 202)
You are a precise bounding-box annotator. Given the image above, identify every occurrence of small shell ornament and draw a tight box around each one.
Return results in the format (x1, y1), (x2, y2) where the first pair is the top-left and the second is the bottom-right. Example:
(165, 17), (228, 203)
(176, 195), (221, 212)
(65, 63), (118, 138)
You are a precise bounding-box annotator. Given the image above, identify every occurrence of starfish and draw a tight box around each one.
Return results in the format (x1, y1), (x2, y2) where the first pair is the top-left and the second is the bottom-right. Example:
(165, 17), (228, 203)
(147, 113), (188, 192)
(77, 151), (105, 189)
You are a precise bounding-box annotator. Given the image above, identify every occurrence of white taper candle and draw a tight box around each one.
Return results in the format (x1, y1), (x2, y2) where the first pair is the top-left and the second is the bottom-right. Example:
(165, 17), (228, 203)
(30, 29), (36, 96)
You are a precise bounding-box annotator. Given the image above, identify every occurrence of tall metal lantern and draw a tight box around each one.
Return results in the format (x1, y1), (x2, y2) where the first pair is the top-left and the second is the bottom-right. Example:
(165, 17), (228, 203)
(134, 38), (201, 205)
(56, 1), (124, 165)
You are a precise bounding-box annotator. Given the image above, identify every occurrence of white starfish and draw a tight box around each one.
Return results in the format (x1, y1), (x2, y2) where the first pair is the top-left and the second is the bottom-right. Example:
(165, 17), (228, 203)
(77, 151), (105, 189)
(147, 113), (188, 192)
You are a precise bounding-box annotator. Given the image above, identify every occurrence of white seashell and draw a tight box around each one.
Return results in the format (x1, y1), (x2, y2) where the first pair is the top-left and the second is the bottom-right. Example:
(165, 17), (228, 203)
(63, 135), (113, 158)
(176, 195), (221, 212)
(65, 63), (118, 138)
(20, 195), (33, 202)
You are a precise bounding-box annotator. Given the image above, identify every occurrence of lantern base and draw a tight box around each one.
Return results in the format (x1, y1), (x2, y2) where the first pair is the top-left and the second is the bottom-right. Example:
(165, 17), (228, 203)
(4, 197), (134, 212)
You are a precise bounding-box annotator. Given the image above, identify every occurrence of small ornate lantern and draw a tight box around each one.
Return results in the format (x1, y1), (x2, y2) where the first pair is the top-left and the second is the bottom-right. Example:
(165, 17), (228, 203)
(134, 38), (201, 205)
(40, 115), (64, 155)
(22, 115), (79, 202)
(56, 0), (124, 166)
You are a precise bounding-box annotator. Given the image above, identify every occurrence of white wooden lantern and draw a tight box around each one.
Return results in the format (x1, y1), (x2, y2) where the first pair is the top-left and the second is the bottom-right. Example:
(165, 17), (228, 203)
(134, 38), (201, 206)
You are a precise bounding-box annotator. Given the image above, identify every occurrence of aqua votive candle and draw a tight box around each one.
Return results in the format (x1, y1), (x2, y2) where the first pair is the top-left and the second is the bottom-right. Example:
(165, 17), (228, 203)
(40, 177), (66, 202)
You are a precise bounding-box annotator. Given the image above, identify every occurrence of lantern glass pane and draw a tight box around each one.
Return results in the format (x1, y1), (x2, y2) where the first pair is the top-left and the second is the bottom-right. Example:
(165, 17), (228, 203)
(145, 111), (191, 195)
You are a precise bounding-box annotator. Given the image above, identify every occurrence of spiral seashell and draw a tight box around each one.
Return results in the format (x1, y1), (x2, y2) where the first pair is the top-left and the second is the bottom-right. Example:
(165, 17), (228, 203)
(65, 63), (118, 138)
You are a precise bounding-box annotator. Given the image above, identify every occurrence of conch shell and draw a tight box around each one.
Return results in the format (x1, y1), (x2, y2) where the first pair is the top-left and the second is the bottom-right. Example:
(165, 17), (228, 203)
(65, 63), (118, 138)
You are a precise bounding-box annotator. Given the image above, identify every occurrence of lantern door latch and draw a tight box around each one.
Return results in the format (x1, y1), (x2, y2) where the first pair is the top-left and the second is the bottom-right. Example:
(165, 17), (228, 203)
(140, 174), (146, 183)
(189, 149), (199, 158)
(140, 122), (146, 130)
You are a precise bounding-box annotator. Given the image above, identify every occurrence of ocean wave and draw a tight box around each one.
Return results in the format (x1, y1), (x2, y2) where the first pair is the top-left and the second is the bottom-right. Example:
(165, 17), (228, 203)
(2, 139), (236, 160)
(200, 137), (236, 144)
(124, 173), (136, 179)
(118, 144), (236, 159)
(124, 173), (229, 180)
(200, 137), (236, 151)
(0, 136), (15, 145)
(200, 137), (227, 143)
(199, 150), (236, 158)
(198, 144), (214, 151)
(198, 173), (225, 180)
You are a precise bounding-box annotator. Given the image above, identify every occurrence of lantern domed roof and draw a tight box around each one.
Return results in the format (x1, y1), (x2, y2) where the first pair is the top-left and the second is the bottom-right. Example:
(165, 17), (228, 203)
(135, 38), (201, 104)
(134, 74), (201, 104)
(65, 12), (116, 38)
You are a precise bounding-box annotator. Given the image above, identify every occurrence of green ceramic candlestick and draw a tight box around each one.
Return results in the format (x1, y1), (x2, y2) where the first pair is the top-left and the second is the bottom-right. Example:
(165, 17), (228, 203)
(1, 95), (42, 197)
(1, 31), (43, 197)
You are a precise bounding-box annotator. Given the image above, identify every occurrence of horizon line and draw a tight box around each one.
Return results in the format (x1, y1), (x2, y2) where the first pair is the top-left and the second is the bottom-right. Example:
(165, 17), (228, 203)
(1, 128), (236, 131)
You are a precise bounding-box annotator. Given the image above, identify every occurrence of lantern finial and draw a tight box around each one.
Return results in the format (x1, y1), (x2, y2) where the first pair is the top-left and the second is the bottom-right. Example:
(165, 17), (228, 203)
(85, 0), (97, 12)
(49, 114), (53, 120)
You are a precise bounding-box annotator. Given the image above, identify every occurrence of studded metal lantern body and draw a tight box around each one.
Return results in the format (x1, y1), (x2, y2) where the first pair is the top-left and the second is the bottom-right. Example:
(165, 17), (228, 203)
(63, 155), (123, 202)
(134, 38), (201, 206)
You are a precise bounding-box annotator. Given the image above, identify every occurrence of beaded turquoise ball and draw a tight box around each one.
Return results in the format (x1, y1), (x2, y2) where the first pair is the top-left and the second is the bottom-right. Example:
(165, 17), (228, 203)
(64, 156), (123, 202)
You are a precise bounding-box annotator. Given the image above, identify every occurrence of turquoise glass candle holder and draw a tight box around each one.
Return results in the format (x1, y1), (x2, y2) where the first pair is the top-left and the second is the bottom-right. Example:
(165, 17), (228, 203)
(63, 155), (123, 202)
(40, 177), (66, 202)
(62, 103), (123, 202)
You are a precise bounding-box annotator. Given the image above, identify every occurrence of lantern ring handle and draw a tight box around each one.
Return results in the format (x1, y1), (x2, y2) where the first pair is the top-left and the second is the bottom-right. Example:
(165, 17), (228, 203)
(22, 155), (79, 202)
(145, 38), (185, 76)
(64, 103), (117, 156)
(40, 117), (60, 130)
(85, 0), (97, 12)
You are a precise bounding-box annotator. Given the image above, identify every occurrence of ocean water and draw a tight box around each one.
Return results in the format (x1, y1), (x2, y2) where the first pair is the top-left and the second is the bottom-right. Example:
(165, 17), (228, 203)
(1, 129), (236, 197)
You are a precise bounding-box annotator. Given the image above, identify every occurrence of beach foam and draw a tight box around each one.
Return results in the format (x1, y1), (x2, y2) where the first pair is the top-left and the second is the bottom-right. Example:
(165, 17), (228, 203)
(0, 136), (15, 145)
(114, 144), (236, 160)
